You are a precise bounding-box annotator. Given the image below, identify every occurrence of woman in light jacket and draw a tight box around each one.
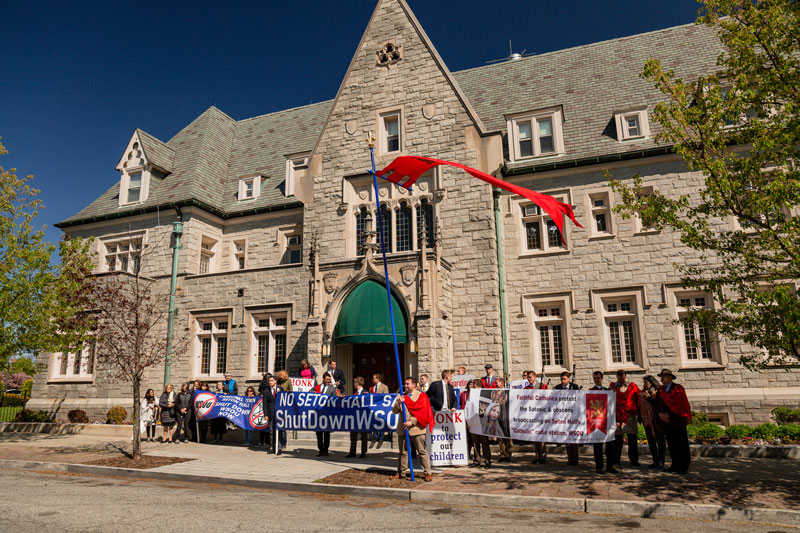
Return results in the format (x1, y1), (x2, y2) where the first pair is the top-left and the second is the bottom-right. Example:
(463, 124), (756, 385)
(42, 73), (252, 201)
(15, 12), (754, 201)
(140, 389), (158, 442)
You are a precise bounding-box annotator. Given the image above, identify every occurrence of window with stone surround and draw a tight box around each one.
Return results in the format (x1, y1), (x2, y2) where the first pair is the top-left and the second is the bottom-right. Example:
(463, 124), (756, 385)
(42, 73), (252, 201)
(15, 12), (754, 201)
(381, 111), (401, 154)
(533, 304), (567, 368)
(598, 295), (645, 370)
(118, 140), (151, 206)
(355, 207), (370, 256)
(587, 191), (614, 238)
(194, 316), (229, 378)
(199, 236), (217, 274)
(507, 108), (564, 161)
(673, 291), (721, 365)
(280, 226), (303, 265)
(104, 235), (143, 274)
(395, 202), (412, 252)
(634, 185), (660, 234)
(51, 339), (96, 381)
(416, 198), (435, 248)
(519, 194), (569, 255)
(232, 240), (246, 270)
(249, 311), (288, 378)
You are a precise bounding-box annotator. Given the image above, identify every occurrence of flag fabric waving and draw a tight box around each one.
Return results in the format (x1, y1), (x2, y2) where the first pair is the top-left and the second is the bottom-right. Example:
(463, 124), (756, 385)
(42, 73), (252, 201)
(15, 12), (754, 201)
(375, 156), (582, 242)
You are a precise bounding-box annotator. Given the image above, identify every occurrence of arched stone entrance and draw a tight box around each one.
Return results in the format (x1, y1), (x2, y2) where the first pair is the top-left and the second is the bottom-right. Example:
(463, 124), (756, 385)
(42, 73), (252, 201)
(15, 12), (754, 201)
(332, 280), (409, 393)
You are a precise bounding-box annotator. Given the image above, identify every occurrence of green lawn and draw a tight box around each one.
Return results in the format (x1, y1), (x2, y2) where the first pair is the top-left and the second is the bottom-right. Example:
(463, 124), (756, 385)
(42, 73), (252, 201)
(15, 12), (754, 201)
(0, 406), (23, 421)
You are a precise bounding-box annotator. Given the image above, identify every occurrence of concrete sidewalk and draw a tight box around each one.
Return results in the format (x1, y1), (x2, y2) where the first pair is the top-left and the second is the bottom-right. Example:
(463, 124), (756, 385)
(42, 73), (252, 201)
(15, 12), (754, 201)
(2, 432), (799, 515)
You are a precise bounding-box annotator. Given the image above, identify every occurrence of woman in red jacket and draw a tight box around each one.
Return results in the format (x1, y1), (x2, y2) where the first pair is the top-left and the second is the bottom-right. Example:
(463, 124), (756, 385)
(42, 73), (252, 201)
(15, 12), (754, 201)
(609, 369), (640, 469)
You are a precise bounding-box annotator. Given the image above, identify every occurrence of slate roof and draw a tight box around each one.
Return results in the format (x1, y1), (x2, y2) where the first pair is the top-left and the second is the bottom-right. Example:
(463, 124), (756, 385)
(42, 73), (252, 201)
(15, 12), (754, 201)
(59, 22), (724, 227)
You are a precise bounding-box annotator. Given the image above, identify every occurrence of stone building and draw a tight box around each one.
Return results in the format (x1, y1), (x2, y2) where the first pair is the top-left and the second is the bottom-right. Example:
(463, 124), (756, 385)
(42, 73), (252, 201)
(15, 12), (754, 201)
(32, 0), (799, 423)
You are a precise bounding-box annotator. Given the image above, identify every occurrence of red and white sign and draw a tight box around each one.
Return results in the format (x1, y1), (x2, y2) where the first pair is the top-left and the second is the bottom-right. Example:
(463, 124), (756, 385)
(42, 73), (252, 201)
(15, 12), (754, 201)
(290, 378), (316, 392)
(450, 374), (474, 391)
(426, 410), (469, 466)
(193, 392), (217, 419)
(249, 399), (270, 429)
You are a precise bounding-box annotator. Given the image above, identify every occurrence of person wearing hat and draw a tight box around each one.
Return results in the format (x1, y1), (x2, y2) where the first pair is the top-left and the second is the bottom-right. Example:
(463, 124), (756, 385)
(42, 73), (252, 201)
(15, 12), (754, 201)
(655, 368), (692, 474)
(554, 371), (581, 465)
(481, 364), (498, 389)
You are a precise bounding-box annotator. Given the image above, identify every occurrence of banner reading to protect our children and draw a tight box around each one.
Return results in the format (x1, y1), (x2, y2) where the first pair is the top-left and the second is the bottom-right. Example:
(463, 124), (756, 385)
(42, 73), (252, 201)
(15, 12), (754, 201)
(193, 391), (270, 432)
(464, 388), (616, 444)
(275, 391), (400, 432)
(426, 410), (469, 466)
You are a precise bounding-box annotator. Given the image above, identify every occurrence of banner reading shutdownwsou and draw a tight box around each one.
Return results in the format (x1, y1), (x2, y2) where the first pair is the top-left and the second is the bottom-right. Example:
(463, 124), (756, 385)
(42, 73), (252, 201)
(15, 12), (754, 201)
(193, 391), (270, 432)
(275, 392), (400, 432)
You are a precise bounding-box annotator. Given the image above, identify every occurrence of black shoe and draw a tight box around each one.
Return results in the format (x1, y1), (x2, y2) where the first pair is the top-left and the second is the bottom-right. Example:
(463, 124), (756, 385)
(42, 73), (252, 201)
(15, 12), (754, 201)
(677, 470), (688, 475)
(630, 462), (640, 467)
(607, 466), (618, 474)
(596, 468), (606, 474)
(345, 453), (356, 458)
(539, 458), (547, 464)
(322, 451), (329, 456)
(648, 462), (660, 469)
(483, 462), (491, 469)
(471, 462), (480, 468)
(359, 453), (366, 458)
(568, 461), (579, 466)
(665, 466), (677, 473)
(277, 449), (282, 456)
(317, 451), (324, 456)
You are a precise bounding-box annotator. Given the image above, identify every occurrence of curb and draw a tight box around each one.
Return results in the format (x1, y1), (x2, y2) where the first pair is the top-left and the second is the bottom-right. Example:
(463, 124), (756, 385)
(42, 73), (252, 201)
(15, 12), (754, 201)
(2, 459), (798, 527)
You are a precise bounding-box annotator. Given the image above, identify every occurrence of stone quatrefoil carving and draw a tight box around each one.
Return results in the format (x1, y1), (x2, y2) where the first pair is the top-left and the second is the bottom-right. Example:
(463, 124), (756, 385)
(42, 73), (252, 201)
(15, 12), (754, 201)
(376, 42), (402, 67)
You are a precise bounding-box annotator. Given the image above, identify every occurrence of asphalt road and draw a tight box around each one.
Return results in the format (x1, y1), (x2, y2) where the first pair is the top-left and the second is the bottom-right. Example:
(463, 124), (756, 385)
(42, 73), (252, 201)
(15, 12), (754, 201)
(0, 468), (792, 532)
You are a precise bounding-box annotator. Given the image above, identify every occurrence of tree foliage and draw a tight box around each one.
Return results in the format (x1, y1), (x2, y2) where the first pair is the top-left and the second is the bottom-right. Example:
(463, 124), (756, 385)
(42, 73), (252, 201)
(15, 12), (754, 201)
(610, 0), (800, 368)
(0, 138), (94, 369)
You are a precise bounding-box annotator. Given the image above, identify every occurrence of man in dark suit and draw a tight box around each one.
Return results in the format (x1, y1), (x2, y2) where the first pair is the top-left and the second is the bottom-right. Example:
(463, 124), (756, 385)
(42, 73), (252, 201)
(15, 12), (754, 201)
(315, 373), (338, 456)
(264, 375), (279, 453)
(428, 369), (457, 412)
(346, 377), (370, 458)
(589, 370), (615, 474)
(327, 360), (346, 395)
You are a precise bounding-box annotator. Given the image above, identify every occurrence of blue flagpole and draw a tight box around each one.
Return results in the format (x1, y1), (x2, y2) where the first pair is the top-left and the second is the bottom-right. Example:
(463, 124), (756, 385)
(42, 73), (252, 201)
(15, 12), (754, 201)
(368, 136), (415, 482)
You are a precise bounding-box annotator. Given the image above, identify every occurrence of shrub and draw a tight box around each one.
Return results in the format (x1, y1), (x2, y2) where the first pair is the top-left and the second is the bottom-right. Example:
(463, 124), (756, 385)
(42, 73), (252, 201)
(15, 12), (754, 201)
(772, 407), (800, 426)
(750, 423), (779, 440)
(724, 424), (752, 440)
(14, 409), (53, 423)
(776, 424), (800, 442)
(67, 409), (89, 423)
(637, 424), (647, 441)
(106, 406), (127, 424)
(690, 411), (709, 426)
(0, 372), (33, 389)
(1, 394), (26, 408)
(694, 423), (724, 439)
(686, 425), (698, 439)
(20, 379), (32, 399)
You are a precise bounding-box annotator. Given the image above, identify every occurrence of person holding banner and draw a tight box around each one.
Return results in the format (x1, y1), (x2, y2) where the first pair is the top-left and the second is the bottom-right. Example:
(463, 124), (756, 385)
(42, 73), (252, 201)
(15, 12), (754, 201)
(222, 372), (238, 395)
(494, 377), (513, 463)
(554, 371), (582, 465)
(275, 371), (292, 453)
(210, 382), (227, 444)
(242, 387), (257, 447)
(428, 370), (457, 412)
(525, 371), (548, 464)
(655, 368), (692, 475)
(391, 377), (433, 482)
(589, 371), (615, 474)
(609, 369), (640, 469)
(346, 377), (369, 458)
(460, 380), (475, 462)
(314, 373), (338, 456)
(370, 373), (390, 449)
(469, 379), (492, 469)
(640, 375), (665, 470)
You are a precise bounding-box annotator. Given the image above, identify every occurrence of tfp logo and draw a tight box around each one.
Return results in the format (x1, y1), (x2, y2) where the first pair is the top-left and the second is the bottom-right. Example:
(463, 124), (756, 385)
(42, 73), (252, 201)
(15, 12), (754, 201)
(194, 392), (217, 419)
(249, 399), (269, 430)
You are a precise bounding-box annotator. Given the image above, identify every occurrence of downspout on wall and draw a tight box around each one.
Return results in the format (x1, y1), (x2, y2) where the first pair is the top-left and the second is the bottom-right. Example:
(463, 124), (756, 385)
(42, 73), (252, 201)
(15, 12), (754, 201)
(164, 207), (183, 386)
(493, 187), (510, 380)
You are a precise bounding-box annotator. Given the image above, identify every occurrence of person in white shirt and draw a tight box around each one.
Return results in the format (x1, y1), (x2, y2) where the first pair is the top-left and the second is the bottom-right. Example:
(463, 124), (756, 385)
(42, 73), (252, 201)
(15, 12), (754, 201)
(346, 377), (369, 458)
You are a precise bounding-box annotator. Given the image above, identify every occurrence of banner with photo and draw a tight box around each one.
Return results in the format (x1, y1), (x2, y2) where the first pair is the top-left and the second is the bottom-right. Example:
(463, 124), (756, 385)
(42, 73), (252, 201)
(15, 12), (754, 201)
(426, 410), (469, 467)
(464, 389), (616, 443)
(193, 391), (270, 431)
(275, 391), (400, 432)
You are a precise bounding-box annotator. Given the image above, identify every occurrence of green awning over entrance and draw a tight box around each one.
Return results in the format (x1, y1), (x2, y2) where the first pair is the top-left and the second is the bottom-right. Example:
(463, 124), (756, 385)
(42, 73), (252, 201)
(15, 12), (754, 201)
(334, 280), (407, 344)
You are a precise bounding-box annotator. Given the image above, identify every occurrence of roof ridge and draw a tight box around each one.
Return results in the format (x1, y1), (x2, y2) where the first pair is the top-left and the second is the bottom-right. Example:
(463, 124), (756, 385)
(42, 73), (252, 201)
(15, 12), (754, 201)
(236, 99), (334, 124)
(452, 20), (702, 77)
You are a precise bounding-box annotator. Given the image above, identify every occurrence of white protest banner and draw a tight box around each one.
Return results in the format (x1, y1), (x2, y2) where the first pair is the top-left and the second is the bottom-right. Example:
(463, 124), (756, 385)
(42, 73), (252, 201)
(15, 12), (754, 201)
(464, 388), (511, 438)
(290, 377), (316, 392)
(450, 374), (474, 391)
(509, 389), (616, 444)
(509, 379), (527, 390)
(426, 410), (469, 466)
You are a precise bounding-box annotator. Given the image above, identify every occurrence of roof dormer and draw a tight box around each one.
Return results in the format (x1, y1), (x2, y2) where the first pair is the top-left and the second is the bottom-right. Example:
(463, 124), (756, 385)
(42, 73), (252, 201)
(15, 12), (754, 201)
(115, 129), (174, 207)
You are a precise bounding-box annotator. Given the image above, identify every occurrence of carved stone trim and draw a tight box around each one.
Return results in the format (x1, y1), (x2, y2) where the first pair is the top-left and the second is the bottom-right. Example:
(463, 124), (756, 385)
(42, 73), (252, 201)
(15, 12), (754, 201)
(345, 119), (358, 135)
(400, 264), (417, 287)
(323, 272), (338, 294)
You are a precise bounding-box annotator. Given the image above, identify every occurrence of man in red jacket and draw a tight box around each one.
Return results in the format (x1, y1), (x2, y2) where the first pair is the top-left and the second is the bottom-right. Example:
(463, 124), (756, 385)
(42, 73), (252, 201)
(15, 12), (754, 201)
(656, 368), (692, 474)
(609, 369), (640, 469)
(391, 377), (434, 481)
(481, 364), (498, 388)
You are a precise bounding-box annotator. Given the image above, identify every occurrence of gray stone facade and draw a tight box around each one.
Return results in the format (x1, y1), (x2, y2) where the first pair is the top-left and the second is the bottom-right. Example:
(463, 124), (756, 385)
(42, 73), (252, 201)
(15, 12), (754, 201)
(32, 0), (798, 423)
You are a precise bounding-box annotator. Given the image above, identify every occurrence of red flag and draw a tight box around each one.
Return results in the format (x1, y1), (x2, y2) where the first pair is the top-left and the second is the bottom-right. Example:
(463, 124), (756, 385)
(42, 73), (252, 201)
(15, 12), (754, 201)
(586, 393), (609, 435)
(376, 156), (582, 243)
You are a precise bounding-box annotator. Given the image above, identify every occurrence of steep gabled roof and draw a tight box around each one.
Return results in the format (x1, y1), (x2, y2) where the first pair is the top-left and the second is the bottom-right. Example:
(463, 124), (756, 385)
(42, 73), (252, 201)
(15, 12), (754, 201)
(135, 129), (174, 173)
(453, 22), (724, 169)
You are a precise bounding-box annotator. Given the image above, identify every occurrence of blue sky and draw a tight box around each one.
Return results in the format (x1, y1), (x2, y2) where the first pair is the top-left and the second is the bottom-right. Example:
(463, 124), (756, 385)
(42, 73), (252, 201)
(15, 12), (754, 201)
(1, 0), (701, 256)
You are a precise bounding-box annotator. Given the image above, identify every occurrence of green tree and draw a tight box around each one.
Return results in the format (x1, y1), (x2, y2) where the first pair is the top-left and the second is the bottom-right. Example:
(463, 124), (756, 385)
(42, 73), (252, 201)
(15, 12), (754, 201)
(0, 138), (94, 370)
(10, 356), (36, 376)
(610, 0), (800, 368)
